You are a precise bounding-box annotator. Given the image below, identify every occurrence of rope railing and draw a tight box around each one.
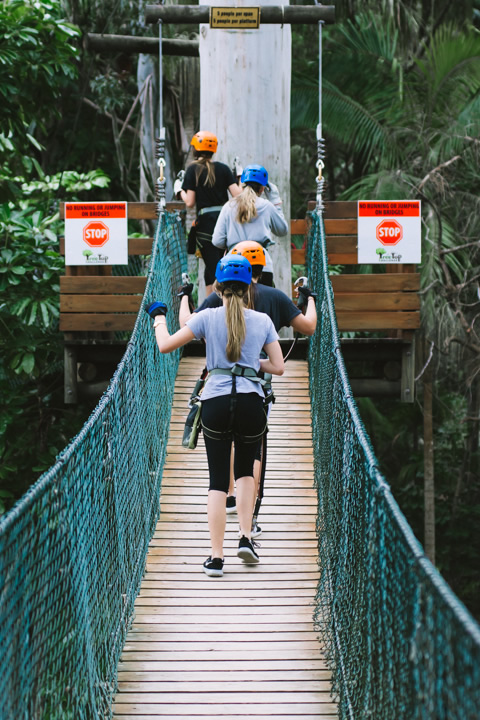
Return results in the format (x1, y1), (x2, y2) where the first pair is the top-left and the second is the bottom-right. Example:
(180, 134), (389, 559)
(307, 209), (480, 719)
(0, 211), (186, 719)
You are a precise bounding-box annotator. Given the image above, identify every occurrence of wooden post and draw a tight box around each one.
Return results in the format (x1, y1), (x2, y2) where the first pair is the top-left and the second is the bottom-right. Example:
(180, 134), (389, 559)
(401, 338), (415, 403)
(86, 34), (199, 57)
(64, 346), (78, 405)
(198, 0), (292, 301)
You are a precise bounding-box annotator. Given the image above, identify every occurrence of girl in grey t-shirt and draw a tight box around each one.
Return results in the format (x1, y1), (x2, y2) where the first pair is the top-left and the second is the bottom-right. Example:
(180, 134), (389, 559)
(150, 254), (284, 577)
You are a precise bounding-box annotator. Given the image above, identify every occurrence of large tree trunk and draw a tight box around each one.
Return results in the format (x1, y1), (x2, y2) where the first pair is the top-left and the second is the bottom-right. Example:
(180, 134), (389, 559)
(198, 0), (292, 302)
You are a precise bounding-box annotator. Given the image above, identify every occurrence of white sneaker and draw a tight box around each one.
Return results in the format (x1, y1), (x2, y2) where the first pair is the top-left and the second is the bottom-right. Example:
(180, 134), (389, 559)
(251, 522), (262, 539)
(226, 496), (237, 514)
(238, 521), (262, 539)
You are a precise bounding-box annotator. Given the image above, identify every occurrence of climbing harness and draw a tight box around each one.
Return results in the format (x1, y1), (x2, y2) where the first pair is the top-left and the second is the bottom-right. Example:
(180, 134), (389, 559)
(201, 366), (269, 444)
(198, 206), (223, 216)
(182, 364), (271, 449)
(208, 365), (274, 405)
(182, 366), (208, 450)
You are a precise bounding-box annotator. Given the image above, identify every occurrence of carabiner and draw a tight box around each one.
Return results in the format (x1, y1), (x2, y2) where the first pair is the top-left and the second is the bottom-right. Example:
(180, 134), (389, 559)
(157, 157), (166, 182)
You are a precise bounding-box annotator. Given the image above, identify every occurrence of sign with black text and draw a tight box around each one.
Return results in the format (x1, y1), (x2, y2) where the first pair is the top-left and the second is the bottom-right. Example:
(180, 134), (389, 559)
(64, 202), (128, 266)
(210, 7), (260, 28)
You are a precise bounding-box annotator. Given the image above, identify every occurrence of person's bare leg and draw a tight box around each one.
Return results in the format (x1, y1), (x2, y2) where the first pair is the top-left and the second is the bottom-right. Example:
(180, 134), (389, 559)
(236, 476), (255, 540)
(252, 459), (261, 515)
(228, 449), (235, 497)
(207, 490), (227, 558)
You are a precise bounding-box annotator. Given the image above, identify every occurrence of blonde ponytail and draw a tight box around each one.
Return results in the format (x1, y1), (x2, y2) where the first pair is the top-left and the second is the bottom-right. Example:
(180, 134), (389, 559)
(194, 156), (216, 187)
(235, 185), (259, 224)
(214, 281), (248, 361)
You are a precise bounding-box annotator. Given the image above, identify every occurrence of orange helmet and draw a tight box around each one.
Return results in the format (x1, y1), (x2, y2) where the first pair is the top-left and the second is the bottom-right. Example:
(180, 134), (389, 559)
(191, 131), (218, 153)
(230, 241), (266, 267)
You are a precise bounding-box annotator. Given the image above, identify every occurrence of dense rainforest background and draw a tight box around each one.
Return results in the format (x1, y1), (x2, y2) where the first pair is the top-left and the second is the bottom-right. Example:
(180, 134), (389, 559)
(1, 0), (479, 619)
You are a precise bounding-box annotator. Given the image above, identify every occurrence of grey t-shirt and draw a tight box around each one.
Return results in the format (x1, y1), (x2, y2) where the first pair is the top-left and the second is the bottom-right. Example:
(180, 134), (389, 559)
(186, 307), (278, 401)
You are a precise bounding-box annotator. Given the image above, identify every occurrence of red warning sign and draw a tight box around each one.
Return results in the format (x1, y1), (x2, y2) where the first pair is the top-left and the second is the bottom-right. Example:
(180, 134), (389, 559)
(357, 200), (421, 264)
(83, 221), (109, 247)
(376, 218), (403, 246)
(65, 201), (128, 265)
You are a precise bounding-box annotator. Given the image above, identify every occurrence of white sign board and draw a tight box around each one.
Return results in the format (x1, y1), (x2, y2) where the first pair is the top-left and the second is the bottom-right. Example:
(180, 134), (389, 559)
(357, 201), (421, 264)
(64, 202), (128, 265)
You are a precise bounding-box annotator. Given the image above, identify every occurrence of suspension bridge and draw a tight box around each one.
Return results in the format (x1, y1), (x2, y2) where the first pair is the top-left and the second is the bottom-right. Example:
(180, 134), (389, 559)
(1, 209), (479, 719)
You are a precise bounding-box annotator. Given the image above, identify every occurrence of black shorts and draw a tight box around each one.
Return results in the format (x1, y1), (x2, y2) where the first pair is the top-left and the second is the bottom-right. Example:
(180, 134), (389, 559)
(201, 393), (267, 492)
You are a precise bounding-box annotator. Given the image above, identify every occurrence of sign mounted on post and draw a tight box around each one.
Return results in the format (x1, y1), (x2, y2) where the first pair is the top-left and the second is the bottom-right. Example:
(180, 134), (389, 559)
(64, 202), (128, 266)
(210, 7), (260, 28)
(357, 201), (421, 264)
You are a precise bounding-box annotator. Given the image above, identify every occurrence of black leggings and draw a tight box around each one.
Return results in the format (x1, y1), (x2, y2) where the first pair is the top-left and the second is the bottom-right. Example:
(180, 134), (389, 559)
(201, 393), (267, 493)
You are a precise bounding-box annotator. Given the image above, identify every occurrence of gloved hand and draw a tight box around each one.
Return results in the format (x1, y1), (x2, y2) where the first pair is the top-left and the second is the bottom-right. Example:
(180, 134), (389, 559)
(263, 181), (282, 208)
(296, 285), (317, 310)
(177, 283), (194, 298)
(145, 301), (167, 318)
(232, 156), (243, 178)
(173, 169), (185, 197)
(261, 238), (276, 249)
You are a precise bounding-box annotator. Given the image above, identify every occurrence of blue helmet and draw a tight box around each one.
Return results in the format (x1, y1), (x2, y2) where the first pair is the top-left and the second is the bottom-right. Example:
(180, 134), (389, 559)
(215, 254), (252, 285)
(241, 164), (268, 187)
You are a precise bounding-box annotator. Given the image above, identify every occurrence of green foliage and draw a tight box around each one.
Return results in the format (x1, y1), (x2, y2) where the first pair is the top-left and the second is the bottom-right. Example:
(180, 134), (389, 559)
(358, 388), (480, 618)
(0, 170), (110, 513)
(292, 9), (480, 616)
(0, 0), (79, 198)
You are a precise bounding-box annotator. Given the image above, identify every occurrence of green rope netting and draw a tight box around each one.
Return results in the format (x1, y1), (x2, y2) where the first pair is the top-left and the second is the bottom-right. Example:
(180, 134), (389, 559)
(3, 205), (480, 719)
(0, 211), (187, 719)
(307, 210), (480, 719)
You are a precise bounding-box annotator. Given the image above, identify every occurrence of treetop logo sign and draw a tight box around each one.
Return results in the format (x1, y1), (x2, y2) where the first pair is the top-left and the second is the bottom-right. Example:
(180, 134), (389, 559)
(358, 201), (421, 264)
(64, 202), (128, 265)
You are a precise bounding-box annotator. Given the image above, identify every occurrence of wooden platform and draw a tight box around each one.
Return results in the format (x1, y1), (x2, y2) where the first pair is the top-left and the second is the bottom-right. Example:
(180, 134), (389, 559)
(113, 357), (337, 719)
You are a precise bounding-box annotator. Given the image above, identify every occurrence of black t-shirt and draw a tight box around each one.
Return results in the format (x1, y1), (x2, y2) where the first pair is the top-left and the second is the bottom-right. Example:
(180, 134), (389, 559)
(183, 161), (236, 234)
(195, 283), (301, 333)
(183, 161), (235, 210)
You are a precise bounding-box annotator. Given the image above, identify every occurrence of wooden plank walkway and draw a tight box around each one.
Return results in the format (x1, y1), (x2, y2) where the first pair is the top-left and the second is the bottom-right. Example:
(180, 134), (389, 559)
(113, 357), (337, 719)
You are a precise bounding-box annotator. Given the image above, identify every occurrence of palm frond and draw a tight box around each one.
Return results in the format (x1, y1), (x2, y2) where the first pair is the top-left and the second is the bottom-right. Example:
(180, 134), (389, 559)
(413, 24), (480, 114)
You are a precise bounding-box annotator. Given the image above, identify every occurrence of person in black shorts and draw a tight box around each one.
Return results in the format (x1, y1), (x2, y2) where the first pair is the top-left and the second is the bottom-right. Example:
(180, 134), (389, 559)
(175, 131), (241, 295)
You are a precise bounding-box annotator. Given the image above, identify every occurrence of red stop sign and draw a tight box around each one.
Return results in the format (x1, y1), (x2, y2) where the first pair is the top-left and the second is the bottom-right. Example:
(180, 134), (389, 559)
(83, 221), (109, 247)
(376, 219), (403, 246)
